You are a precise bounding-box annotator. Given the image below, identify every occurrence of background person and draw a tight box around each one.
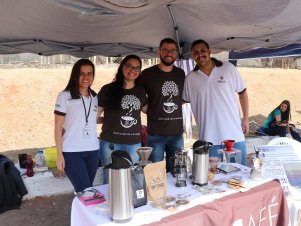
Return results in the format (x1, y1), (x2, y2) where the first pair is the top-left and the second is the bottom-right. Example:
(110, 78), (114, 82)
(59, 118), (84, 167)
(259, 100), (291, 137)
(182, 39), (249, 166)
(259, 99), (301, 142)
(139, 38), (185, 172)
(54, 59), (100, 192)
(98, 55), (147, 184)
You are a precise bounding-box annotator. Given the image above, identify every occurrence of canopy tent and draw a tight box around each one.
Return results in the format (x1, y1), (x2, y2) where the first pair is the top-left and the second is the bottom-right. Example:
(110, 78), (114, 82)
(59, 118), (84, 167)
(229, 44), (301, 60)
(1, 0), (301, 59)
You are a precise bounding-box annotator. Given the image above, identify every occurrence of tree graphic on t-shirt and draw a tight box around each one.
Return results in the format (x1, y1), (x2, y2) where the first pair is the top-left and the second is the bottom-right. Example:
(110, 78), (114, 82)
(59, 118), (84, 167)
(120, 95), (140, 128)
(162, 81), (178, 113)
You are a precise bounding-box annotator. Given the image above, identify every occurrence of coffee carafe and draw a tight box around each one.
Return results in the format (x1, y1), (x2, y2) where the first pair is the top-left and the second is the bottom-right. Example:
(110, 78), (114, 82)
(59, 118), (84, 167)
(108, 150), (134, 223)
(192, 140), (213, 186)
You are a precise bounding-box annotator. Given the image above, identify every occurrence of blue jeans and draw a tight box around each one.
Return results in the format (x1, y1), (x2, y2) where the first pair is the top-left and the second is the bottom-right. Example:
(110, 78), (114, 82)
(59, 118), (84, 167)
(99, 139), (141, 184)
(290, 129), (301, 142)
(147, 134), (184, 172)
(63, 150), (100, 192)
(209, 141), (247, 166)
(263, 126), (287, 137)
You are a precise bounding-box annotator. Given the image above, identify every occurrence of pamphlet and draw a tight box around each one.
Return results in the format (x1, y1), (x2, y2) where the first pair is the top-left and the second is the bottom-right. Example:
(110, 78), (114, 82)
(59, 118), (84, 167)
(255, 145), (301, 198)
(76, 188), (105, 206)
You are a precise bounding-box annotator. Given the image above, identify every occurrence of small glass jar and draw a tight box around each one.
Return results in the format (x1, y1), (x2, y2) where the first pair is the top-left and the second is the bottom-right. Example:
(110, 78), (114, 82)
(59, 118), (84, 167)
(175, 165), (187, 187)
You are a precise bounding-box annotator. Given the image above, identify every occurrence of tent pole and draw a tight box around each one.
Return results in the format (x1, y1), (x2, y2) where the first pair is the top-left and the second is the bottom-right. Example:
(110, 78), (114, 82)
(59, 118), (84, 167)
(167, 4), (183, 63)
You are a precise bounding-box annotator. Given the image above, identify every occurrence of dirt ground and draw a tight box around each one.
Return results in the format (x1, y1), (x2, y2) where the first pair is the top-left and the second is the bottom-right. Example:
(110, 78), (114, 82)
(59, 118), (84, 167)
(0, 193), (73, 226)
(1, 66), (301, 225)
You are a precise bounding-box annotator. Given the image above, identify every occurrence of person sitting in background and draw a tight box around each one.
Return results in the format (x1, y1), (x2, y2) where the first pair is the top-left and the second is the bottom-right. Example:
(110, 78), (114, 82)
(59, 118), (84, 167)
(259, 100), (291, 137)
(258, 100), (301, 142)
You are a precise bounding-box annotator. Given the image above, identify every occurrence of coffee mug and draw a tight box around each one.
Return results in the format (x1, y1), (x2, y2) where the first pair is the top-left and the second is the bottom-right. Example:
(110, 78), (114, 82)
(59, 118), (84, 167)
(120, 116), (137, 128)
(222, 139), (235, 152)
(163, 102), (178, 113)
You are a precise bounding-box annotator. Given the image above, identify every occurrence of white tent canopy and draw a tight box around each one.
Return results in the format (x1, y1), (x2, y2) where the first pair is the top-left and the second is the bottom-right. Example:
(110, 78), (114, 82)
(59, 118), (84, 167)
(1, 0), (301, 58)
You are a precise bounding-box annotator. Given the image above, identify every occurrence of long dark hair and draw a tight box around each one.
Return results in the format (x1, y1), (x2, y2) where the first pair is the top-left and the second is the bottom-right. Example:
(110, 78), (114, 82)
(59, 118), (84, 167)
(107, 55), (142, 110)
(64, 59), (95, 99)
(271, 100), (291, 121)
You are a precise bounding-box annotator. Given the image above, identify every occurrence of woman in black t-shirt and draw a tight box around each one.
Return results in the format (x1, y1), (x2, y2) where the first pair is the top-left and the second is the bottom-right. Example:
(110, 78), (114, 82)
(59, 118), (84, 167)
(97, 55), (147, 184)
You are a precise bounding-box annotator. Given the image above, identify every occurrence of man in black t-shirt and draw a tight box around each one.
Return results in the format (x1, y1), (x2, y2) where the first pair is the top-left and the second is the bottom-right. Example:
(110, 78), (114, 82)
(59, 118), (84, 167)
(140, 38), (185, 172)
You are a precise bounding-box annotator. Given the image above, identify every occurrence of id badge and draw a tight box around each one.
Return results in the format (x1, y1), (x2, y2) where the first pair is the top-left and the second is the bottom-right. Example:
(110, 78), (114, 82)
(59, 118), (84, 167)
(83, 126), (91, 139)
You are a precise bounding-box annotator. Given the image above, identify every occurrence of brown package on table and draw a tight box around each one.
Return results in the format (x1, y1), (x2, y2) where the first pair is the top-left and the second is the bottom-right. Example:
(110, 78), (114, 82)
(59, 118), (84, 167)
(144, 161), (167, 201)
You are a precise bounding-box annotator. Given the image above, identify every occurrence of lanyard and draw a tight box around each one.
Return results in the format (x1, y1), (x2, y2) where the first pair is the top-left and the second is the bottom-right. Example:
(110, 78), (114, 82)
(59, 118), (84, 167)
(80, 92), (92, 126)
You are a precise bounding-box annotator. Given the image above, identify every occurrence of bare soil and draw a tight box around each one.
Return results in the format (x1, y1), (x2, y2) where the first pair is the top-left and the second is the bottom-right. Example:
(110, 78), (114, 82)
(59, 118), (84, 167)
(0, 194), (73, 226)
(1, 66), (301, 225)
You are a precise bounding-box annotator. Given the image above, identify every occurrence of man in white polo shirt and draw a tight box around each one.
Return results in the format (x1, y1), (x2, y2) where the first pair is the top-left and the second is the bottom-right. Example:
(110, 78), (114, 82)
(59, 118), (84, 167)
(182, 39), (249, 165)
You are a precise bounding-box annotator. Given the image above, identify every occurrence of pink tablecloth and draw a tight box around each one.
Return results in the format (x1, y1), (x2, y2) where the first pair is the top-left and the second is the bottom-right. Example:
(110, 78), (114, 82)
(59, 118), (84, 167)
(143, 180), (289, 226)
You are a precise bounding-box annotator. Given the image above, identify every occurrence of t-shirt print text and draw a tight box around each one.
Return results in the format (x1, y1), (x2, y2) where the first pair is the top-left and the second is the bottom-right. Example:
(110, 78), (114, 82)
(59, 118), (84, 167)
(217, 76), (226, 84)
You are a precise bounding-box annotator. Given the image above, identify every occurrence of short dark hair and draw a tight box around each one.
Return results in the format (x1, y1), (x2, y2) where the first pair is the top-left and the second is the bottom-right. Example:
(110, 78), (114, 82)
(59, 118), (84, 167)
(191, 39), (210, 50)
(159, 38), (177, 48)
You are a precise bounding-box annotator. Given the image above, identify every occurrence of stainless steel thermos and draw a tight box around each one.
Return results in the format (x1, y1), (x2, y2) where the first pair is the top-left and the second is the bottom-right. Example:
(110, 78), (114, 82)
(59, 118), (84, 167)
(192, 140), (213, 186)
(108, 150), (134, 223)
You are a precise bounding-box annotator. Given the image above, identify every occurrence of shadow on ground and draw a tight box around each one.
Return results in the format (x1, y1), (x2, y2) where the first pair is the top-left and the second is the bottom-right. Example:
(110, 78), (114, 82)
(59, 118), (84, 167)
(0, 193), (74, 226)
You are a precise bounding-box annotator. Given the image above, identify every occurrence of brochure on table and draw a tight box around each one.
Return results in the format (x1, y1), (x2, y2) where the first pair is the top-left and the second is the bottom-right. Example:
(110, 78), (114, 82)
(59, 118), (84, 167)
(255, 144), (301, 200)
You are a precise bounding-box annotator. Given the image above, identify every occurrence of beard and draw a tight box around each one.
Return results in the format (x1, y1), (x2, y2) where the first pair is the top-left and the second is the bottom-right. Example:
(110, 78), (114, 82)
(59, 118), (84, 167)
(160, 55), (176, 66)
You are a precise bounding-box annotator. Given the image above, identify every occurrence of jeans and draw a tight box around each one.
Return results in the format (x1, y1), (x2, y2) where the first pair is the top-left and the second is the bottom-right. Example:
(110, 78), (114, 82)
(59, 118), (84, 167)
(263, 126), (287, 137)
(290, 129), (301, 142)
(147, 134), (184, 172)
(63, 150), (100, 192)
(99, 139), (141, 184)
(209, 141), (247, 166)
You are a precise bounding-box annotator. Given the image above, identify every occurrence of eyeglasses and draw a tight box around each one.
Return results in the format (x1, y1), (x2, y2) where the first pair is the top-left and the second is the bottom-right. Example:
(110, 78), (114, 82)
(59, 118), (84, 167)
(124, 63), (141, 72)
(160, 48), (177, 55)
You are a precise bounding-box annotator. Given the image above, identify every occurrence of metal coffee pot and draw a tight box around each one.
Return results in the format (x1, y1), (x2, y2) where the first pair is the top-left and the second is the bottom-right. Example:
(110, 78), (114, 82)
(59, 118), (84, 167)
(107, 150), (134, 223)
(192, 140), (213, 186)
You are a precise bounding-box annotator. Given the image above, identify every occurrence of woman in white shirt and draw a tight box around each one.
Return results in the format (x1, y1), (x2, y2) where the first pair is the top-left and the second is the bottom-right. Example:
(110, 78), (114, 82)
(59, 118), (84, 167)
(54, 59), (99, 192)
